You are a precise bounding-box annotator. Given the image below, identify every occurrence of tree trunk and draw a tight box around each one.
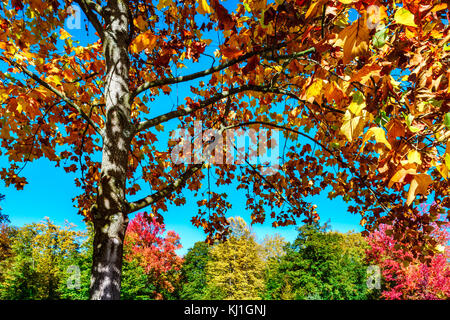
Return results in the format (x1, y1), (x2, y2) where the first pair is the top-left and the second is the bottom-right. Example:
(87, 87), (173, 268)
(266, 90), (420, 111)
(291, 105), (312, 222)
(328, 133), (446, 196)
(89, 0), (131, 300)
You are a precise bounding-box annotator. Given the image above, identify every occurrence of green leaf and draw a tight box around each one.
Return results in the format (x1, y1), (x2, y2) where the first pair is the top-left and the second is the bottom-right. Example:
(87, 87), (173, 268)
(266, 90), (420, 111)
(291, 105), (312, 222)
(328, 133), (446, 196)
(373, 28), (388, 48)
(444, 112), (450, 129)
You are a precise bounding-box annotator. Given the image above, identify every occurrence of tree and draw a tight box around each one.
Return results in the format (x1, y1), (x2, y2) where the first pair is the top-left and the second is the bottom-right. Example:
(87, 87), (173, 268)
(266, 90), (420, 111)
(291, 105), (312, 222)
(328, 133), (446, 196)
(260, 233), (287, 299)
(123, 211), (184, 299)
(366, 210), (450, 300)
(265, 222), (369, 300)
(205, 217), (265, 299)
(0, 218), (85, 299)
(180, 241), (211, 300)
(0, 0), (448, 299)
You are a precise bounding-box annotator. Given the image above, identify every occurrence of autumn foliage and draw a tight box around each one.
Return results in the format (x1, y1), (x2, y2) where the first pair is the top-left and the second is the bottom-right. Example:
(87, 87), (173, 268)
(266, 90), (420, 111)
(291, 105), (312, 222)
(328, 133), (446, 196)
(124, 212), (183, 299)
(0, 0), (449, 299)
(366, 206), (450, 299)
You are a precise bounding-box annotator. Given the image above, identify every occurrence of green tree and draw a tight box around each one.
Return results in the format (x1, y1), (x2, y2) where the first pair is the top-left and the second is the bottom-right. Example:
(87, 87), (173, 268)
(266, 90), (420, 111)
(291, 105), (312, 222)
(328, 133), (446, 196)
(0, 218), (85, 299)
(260, 233), (287, 300)
(266, 222), (369, 300)
(180, 241), (211, 300)
(205, 217), (265, 300)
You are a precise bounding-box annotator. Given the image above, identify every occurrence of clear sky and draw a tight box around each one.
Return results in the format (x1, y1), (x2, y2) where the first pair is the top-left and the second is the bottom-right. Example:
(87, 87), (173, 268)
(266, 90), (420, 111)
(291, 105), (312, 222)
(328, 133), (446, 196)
(0, 1), (364, 256)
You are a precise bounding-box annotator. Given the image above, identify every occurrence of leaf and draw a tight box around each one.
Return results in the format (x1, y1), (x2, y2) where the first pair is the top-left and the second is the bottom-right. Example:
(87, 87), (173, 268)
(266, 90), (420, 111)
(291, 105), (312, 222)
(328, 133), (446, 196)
(303, 79), (323, 104)
(406, 174), (432, 206)
(386, 119), (405, 145)
(444, 112), (450, 129)
(156, 0), (172, 10)
(196, 0), (212, 15)
(340, 110), (371, 142)
(130, 31), (157, 54)
(59, 29), (71, 40)
(359, 127), (392, 153)
(373, 28), (388, 48)
(407, 150), (422, 165)
(336, 13), (370, 64)
(394, 8), (417, 27)
(221, 46), (244, 60)
(134, 16), (148, 31)
(305, 0), (326, 20)
(388, 167), (417, 188)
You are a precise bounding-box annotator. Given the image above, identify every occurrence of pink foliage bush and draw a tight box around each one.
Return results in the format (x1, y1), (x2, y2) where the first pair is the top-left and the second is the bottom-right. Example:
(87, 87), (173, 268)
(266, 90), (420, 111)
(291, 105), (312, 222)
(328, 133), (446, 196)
(366, 212), (450, 300)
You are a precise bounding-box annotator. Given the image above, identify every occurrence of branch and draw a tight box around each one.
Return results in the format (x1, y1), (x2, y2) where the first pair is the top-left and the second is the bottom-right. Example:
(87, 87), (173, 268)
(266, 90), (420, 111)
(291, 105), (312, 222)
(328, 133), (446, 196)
(134, 84), (266, 134)
(223, 121), (334, 154)
(128, 163), (204, 213)
(4, 57), (103, 137)
(225, 121), (390, 212)
(134, 83), (344, 135)
(74, 0), (105, 40)
(130, 45), (314, 99)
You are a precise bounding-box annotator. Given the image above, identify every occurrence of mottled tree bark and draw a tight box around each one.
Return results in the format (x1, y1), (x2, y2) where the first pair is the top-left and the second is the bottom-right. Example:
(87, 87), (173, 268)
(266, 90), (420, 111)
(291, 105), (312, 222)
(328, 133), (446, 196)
(89, 0), (131, 300)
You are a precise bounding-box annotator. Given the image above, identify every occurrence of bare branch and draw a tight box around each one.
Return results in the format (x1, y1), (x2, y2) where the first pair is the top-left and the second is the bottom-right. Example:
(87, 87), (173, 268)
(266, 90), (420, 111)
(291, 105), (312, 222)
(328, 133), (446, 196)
(223, 121), (335, 154)
(133, 83), (344, 136)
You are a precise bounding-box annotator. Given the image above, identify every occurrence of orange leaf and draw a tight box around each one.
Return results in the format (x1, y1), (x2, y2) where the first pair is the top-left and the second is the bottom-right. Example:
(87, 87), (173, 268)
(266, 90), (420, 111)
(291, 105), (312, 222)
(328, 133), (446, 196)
(406, 174), (432, 206)
(130, 31), (157, 54)
(221, 46), (244, 60)
(335, 13), (370, 64)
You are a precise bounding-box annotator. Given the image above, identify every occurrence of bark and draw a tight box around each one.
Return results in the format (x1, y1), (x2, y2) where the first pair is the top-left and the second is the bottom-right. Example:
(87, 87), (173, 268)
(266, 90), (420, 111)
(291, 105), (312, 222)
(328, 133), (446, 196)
(89, 0), (131, 300)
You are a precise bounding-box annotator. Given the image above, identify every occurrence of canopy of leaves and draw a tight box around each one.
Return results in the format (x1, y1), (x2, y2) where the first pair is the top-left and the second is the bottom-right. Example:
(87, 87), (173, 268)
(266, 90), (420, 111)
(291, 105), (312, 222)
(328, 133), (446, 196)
(0, 0), (447, 256)
(180, 241), (211, 300)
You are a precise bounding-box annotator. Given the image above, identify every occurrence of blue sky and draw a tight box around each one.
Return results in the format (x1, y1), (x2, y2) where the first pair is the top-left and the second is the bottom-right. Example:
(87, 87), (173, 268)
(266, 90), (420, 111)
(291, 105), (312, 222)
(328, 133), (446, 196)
(0, 1), (364, 256)
(0, 154), (363, 256)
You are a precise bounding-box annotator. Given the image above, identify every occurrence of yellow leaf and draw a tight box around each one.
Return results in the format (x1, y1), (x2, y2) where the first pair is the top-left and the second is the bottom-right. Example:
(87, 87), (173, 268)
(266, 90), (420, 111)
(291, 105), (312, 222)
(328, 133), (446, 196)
(388, 167), (416, 188)
(336, 13), (370, 64)
(156, 0), (172, 10)
(155, 124), (164, 132)
(196, 0), (212, 15)
(303, 79), (323, 104)
(436, 163), (448, 180)
(305, 0), (326, 20)
(445, 153), (450, 170)
(406, 174), (432, 206)
(432, 3), (447, 12)
(47, 75), (62, 87)
(394, 8), (417, 27)
(407, 150), (422, 165)
(60, 28), (71, 40)
(359, 127), (392, 153)
(347, 91), (366, 115)
(340, 109), (371, 142)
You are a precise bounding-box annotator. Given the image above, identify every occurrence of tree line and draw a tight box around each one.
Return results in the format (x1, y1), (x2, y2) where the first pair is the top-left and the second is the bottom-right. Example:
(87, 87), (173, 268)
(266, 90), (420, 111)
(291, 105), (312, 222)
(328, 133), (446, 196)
(0, 213), (448, 300)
